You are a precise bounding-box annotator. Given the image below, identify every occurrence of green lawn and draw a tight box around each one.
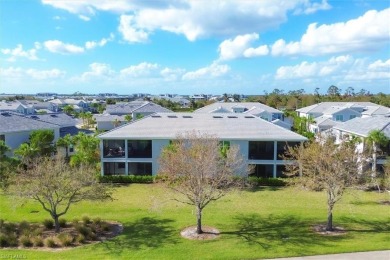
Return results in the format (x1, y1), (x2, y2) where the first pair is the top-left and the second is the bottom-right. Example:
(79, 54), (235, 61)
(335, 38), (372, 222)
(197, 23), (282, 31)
(0, 184), (389, 259)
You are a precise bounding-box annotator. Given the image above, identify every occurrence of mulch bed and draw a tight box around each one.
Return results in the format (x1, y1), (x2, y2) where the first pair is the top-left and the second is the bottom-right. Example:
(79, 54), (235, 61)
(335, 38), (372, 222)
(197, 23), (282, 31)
(180, 226), (220, 240)
(312, 224), (347, 236)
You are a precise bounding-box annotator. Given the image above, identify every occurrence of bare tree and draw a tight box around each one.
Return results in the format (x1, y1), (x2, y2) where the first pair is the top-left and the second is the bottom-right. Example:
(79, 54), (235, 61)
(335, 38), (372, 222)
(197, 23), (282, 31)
(9, 156), (113, 233)
(283, 136), (368, 231)
(158, 131), (250, 234)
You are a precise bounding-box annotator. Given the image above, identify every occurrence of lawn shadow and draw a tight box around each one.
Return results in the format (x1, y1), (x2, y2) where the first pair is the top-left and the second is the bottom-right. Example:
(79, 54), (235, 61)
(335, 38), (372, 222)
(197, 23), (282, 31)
(222, 214), (345, 254)
(101, 217), (178, 256)
(339, 217), (390, 233)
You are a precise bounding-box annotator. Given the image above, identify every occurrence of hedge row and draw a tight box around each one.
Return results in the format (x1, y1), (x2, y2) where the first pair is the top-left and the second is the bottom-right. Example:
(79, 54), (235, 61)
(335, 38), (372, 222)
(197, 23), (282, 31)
(99, 175), (287, 186)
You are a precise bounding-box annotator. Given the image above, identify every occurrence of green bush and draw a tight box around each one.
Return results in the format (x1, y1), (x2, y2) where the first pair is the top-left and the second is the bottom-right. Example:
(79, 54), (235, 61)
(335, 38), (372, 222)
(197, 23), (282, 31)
(72, 218), (80, 226)
(93, 217), (102, 225)
(18, 220), (30, 232)
(99, 175), (155, 183)
(33, 236), (44, 247)
(82, 216), (91, 225)
(44, 237), (56, 248)
(20, 235), (33, 247)
(101, 222), (111, 232)
(248, 177), (287, 187)
(57, 233), (73, 247)
(75, 234), (86, 244)
(59, 218), (67, 228)
(76, 225), (92, 238)
(2, 222), (17, 234)
(42, 219), (54, 229)
(0, 232), (18, 247)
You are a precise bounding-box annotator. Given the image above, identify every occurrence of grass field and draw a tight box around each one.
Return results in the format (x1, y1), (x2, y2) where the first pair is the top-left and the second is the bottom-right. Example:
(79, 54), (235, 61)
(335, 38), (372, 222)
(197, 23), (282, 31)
(0, 184), (389, 259)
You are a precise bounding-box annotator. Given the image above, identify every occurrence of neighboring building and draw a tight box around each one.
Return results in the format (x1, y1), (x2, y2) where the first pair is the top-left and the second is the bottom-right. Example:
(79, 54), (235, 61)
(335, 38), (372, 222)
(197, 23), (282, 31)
(326, 116), (390, 171)
(98, 113), (306, 177)
(297, 102), (390, 134)
(0, 100), (35, 115)
(48, 98), (90, 112)
(194, 102), (285, 122)
(105, 101), (172, 117)
(94, 114), (128, 131)
(0, 112), (60, 156)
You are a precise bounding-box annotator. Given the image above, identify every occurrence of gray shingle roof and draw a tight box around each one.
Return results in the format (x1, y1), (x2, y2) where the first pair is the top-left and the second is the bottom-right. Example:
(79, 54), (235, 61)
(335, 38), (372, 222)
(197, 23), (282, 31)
(98, 113), (307, 141)
(105, 101), (171, 115)
(333, 116), (390, 138)
(296, 102), (383, 114)
(194, 102), (282, 114)
(26, 113), (78, 127)
(0, 112), (59, 133)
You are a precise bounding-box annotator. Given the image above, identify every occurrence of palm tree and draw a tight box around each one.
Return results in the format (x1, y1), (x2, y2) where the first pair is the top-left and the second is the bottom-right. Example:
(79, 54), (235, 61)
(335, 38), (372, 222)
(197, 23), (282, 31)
(0, 140), (10, 159)
(366, 130), (389, 177)
(62, 105), (75, 115)
(112, 118), (121, 128)
(124, 114), (132, 122)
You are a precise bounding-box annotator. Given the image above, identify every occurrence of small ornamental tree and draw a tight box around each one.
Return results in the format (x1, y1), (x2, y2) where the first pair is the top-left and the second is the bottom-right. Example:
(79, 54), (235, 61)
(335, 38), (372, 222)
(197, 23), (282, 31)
(9, 156), (113, 233)
(283, 136), (368, 231)
(159, 131), (250, 234)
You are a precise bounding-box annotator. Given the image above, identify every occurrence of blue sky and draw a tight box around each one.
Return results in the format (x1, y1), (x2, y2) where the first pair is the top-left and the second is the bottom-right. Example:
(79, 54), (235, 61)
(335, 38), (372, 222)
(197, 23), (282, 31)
(0, 0), (389, 95)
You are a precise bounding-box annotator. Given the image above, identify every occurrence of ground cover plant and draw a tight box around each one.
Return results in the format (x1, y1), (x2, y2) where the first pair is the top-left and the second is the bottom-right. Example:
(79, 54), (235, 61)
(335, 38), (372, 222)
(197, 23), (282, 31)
(0, 184), (389, 259)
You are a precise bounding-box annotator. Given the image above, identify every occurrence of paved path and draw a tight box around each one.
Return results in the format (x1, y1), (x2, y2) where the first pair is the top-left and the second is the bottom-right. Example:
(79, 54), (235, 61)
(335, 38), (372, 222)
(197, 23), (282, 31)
(269, 250), (390, 260)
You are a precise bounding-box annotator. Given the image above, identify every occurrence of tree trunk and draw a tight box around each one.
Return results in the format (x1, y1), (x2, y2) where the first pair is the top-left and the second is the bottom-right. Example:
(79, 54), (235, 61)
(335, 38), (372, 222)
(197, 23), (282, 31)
(196, 205), (203, 234)
(372, 143), (377, 178)
(53, 214), (60, 233)
(326, 208), (333, 231)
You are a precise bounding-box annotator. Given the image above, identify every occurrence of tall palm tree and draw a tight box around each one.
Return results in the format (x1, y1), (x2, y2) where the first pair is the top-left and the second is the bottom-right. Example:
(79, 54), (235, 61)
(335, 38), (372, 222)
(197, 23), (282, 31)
(366, 130), (389, 177)
(124, 114), (132, 122)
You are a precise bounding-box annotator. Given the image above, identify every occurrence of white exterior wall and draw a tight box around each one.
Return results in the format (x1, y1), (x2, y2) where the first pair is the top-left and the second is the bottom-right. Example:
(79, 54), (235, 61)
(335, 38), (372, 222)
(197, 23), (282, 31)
(97, 121), (127, 131)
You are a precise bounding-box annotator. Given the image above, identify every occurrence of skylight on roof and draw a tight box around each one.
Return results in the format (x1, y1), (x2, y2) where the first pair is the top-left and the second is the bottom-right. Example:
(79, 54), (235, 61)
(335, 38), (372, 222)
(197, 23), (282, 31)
(151, 115), (161, 118)
(245, 116), (255, 118)
(183, 115), (192, 118)
(168, 115), (178, 118)
(213, 116), (223, 118)
(227, 116), (238, 118)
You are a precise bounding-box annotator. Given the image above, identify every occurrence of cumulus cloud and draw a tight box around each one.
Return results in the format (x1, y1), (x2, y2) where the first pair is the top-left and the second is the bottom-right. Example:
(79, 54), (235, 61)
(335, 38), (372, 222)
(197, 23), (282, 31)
(271, 8), (390, 56)
(0, 67), (65, 80)
(1, 44), (40, 61)
(118, 15), (149, 43)
(182, 62), (230, 80)
(275, 55), (390, 83)
(80, 63), (115, 80)
(85, 33), (115, 49)
(160, 67), (186, 81)
(43, 0), (330, 41)
(44, 40), (85, 54)
(120, 62), (160, 77)
(218, 33), (269, 60)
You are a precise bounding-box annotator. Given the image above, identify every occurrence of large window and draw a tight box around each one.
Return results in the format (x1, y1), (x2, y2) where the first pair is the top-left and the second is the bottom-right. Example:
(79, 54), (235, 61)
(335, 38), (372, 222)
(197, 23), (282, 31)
(277, 141), (300, 160)
(250, 164), (273, 178)
(128, 162), (152, 176)
(335, 115), (343, 121)
(127, 140), (152, 158)
(248, 141), (274, 160)
(103, 162), (126, 175)
(276, 165), (287, 178)
(103, 140), (125, 158)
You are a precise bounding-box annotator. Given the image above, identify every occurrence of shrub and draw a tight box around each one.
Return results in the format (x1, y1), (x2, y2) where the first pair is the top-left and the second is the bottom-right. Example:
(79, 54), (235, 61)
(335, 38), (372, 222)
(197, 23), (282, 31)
(18, 221), (30, 232)
(33, 236), (44, 247)
(101, 222), (111, 232)
(76, 225), (92, 238)
(93, 217), (101, 225)
(75, 234), (86, 244)
(99, 175), (155, 184)
(72, 218), (80, 226)
(44, 237), (57, 248)
(82, 216), (91, 225)
(248, 177), (287, 187)
(42, 219), (54, 229)
(20, 235), (33, 247)
(59, 218), (67, 228)
(0, 219), (4, 229)
(57, 233), (73, 247)
(0, 232), (18, 247)
(2, 222), (17, 234)
(32, 226), (44, 236)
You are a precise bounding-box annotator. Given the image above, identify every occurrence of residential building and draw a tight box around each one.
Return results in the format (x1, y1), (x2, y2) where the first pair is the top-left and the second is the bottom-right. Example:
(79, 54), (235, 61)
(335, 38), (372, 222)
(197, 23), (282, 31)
(194, 102), (285, 122)
(105, 101), (172, 116)
(0, 112), (60, 156)
(94, 114), (128, 131)
(48, 98), (90, 112)
(0, 100), (35, 115)
(296, 102), (389, 134)
(98, 113), (306, 177)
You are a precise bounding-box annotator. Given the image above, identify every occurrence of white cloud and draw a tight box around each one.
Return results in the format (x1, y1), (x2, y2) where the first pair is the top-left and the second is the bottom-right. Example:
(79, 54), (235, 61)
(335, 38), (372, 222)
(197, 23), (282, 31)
(160, 67), (186, 81)
(218, 33), (268, 61)
(1, 44), (39, 61)
(26, 69), (65, 79)
(120, 62), (160, 77)
(0, 67), (65, 80)
(43, 0), (331, 41)
(85, 33), (114, 49)
(272, 8), (390, 56)
(44, 40), (85, 54)
(79, 15), (91, 21)
(293, 0), (331, 15)
(80, 63), (115, 80)
(118, 15), (149, 43)
(182, 62), (230, 80)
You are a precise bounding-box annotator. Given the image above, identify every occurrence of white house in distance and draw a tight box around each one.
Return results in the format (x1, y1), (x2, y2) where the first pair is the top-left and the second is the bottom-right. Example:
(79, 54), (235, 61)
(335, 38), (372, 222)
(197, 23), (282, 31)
(326, 116), (390, 171)
(296, 102), (390, 134)
(0, 112), (60, 156)
(98, 113), (307, 178)
(194, 102), (288, 128)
